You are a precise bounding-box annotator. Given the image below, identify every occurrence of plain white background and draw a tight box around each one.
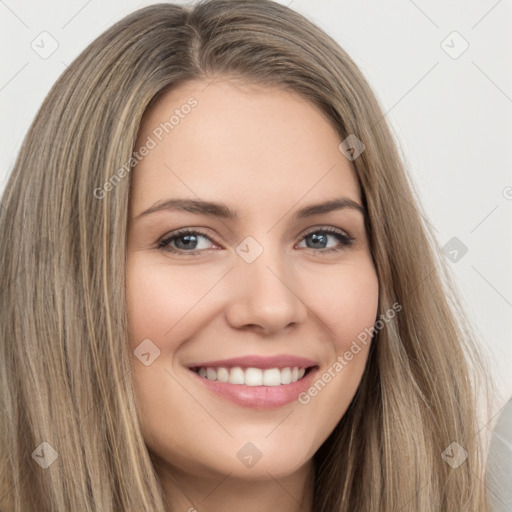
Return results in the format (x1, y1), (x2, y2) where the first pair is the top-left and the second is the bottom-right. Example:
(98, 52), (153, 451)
(1, 0), (511, 420)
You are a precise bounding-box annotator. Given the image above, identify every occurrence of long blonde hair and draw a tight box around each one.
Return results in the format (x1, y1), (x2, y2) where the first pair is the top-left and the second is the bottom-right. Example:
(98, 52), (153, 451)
(0, 1), (493, 510)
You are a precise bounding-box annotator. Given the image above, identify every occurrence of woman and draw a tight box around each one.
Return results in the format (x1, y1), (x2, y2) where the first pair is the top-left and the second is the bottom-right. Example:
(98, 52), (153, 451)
(0, 1), (494, 510)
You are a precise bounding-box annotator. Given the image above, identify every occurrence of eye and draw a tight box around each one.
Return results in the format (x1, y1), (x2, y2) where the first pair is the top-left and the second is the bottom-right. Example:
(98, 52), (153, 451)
(157, 227), (354, 255)
(158, 229), (217, 254)
(296, 227), (354, 252)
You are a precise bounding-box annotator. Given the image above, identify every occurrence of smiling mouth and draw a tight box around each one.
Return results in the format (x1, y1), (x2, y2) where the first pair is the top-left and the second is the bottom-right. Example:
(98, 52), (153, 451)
(190, 365), (315, 386)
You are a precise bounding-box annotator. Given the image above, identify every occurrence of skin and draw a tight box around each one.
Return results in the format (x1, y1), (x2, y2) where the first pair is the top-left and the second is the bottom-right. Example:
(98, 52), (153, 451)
(126, 78), (379, 512)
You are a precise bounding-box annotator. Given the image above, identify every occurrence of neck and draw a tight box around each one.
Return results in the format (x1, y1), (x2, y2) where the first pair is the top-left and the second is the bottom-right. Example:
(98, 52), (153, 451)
(154, 456), (315, 512)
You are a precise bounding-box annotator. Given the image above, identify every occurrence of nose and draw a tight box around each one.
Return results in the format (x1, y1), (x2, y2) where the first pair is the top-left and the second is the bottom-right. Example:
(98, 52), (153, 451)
(224, 240), (309, 335)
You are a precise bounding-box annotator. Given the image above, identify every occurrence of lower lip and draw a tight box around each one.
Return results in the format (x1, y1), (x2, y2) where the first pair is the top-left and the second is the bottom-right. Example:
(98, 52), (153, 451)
(188, 367), (319, 409)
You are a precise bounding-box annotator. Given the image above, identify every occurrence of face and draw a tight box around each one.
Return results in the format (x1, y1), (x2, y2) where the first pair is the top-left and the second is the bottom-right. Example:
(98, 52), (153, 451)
(126, 78), (379, 484)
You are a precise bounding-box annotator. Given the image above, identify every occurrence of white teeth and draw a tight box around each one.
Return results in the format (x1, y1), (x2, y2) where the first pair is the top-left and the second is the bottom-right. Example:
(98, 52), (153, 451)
(229, 366), (245, 385)
(194, 365), (310, 386)
(262, 368), (281, 386)
(280, 367), (292, 384)
(217, 367), (229, 383)
(245, 368), (263, 386)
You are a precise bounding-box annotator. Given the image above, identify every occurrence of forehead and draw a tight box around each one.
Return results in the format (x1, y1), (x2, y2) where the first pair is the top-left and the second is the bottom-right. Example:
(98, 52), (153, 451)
(130, 79), (361, 212)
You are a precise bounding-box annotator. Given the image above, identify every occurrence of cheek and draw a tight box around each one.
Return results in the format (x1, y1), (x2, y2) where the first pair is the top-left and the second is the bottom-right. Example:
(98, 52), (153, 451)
(294, 261), (379, 420)
(306, 260), (380, 347)
(125, 256), (217, 349)
(125, 257), (218, 469)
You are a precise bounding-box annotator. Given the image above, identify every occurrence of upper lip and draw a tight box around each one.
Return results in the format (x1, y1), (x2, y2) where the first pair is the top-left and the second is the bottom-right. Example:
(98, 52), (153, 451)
(187, 354), (318, 370)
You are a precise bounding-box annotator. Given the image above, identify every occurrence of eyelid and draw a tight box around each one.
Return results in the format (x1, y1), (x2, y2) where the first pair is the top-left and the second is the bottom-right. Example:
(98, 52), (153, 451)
(157, 225), (355, 254)
(297, 226), (355, 251)
(157, 227), (221, 251)
(301, 225), (352, 240)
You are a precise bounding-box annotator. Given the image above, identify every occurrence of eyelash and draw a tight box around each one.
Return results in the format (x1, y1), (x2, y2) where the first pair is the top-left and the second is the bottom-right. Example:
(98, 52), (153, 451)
(157, 227), (355, 256)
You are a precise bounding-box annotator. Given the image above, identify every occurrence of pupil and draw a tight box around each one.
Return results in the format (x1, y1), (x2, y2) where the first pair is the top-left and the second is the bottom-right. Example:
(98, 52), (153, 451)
(310, 233), (326, 248)
(178, 234), (196, 249)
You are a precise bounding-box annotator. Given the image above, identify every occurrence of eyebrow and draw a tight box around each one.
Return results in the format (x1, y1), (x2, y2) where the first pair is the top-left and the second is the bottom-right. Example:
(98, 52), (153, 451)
(135, 196), (366, 221)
